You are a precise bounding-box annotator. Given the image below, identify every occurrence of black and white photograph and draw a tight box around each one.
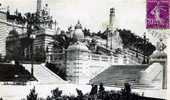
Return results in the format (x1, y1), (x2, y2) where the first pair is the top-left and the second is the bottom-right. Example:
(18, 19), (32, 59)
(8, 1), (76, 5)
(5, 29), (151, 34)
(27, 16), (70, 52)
(0, 0), (169, 100)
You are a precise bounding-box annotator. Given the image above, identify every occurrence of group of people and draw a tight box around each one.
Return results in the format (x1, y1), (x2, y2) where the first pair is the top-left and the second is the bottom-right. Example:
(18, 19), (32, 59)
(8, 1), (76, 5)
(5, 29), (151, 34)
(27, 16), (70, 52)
(1, 82), (156, 100)
(89, 83), (105, 100)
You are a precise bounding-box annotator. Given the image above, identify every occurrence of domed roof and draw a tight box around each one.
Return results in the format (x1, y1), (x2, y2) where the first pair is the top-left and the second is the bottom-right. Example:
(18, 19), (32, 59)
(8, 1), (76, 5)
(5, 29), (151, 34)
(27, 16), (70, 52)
(73, 29), (84, 40)
(67, 41), (89, 52)
(75, 20), (82, 29)
(72, 21), (84, 41)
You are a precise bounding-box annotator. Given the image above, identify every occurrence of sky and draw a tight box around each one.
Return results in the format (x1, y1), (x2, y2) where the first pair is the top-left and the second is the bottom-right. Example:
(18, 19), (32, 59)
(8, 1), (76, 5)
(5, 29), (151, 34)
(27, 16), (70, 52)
(1, 0), (147, 36)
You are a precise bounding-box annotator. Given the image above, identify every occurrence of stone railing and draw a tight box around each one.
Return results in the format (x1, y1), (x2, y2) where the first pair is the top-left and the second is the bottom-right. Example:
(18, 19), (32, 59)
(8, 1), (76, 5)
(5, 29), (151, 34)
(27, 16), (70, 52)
(46, 51), (140, 65)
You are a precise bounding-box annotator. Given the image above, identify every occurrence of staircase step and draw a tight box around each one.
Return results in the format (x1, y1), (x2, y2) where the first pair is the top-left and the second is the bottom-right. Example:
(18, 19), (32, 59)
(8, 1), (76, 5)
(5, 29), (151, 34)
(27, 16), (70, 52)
(23, 64), (67, 84)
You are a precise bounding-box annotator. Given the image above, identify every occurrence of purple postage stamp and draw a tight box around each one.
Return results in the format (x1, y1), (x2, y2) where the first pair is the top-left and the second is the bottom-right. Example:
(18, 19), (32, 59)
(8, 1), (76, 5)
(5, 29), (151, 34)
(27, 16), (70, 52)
(146, 0), (170, 29)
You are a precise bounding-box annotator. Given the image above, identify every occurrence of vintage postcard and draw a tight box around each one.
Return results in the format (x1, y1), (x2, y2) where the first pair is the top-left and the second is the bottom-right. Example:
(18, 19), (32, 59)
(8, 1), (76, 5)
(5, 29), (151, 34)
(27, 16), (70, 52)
(0, 0), (169, 100)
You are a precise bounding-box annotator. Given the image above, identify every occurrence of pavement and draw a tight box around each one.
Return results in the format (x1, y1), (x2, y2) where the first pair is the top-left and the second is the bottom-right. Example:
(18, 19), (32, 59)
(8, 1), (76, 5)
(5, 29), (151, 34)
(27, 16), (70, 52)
(0, 83), (167, 100)
(0, 64), (167, 100)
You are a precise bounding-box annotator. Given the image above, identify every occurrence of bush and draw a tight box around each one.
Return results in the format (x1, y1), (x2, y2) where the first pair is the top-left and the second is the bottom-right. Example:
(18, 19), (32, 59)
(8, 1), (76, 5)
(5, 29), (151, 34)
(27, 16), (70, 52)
(25, 83), (163, 100)
(27, 87), (38, 100)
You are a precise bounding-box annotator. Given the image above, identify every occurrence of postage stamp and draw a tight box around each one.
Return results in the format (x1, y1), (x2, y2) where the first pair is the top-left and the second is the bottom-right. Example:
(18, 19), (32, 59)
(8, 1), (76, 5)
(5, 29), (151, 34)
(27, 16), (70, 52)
(146, 0), (170, 29)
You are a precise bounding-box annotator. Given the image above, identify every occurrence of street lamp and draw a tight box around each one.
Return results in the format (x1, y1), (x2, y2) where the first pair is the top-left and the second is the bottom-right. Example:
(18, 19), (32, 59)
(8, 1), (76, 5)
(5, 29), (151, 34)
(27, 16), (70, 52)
(30, 34), (36, 76)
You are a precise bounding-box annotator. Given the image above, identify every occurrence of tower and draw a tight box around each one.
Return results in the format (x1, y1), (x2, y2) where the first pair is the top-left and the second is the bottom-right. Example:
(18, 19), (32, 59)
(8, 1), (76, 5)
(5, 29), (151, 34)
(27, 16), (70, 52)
(109, 8), (115, 30)
(107, 8), (122, 50)
(36, 0), (42, 13)
(107, 8), (115, 49)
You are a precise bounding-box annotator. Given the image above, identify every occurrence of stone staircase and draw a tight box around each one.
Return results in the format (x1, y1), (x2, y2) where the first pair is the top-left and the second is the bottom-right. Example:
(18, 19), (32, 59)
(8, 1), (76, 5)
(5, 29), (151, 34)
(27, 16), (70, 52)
(23, 64), (67, 84)
(89, 65), (161, 88)
(140, 63), (162, 84)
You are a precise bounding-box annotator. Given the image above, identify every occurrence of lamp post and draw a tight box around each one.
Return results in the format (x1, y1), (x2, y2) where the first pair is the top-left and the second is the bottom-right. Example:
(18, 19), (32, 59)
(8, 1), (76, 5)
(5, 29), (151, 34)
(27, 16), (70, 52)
(143, 32), (149, 64)
(30, 34), (36, 76)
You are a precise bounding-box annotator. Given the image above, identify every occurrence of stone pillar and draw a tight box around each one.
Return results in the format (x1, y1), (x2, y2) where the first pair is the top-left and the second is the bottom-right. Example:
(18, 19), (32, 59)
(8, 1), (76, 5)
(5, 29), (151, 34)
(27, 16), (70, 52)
(150, 58), (167, 89)
(149, 38), (167, 89)
(162, 59), (167, 89)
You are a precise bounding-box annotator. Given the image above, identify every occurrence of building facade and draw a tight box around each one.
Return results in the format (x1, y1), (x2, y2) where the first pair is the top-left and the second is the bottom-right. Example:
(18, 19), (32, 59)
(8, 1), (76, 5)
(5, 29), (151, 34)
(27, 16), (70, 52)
(0, 11), (27, 58)
(1, 1), (57, 61)
(46, 21), (142, 84)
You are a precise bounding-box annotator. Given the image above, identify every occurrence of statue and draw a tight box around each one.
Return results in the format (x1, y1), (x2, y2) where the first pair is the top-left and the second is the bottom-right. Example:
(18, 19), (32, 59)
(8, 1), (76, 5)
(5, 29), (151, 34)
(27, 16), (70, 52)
(156, 38), (166, 52)
(150, 38), (167, 59)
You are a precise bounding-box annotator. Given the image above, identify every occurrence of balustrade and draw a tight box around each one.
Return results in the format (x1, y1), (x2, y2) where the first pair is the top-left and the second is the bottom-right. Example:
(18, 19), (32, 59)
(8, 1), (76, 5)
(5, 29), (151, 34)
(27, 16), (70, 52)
(46, 51), (141, 65)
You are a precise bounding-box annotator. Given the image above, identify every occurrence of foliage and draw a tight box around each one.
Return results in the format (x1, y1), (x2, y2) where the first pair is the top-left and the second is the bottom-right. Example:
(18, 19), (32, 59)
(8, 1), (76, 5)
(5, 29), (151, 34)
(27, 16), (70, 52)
(51, 88), (62, 98)
(27, 87), (38, 100)
(82, 28), (91, 36)
(117, 29), (156, 56)
(53, 32), (71, 50)
(46, 88), (63, 100)
(6, 37), (22, 61)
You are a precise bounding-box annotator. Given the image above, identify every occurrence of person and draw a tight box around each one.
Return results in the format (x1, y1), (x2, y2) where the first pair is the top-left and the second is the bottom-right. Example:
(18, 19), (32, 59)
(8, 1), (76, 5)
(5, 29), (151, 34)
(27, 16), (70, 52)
(90, 84), (94, 95)
(99, 83), (105, 93)
(156, 38), (166, 52)
(98, 83), (105, 100)
(89, 84), (98, 100)
(124, 83), (131, 94)
(76, 88), (83, 100)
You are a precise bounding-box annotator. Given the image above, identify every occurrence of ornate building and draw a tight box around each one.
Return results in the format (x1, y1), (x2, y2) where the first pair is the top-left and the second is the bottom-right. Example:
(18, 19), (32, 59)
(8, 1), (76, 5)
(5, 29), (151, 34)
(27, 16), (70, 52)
(3, 1), (57, 61)
(0, 10), (27, 58)
(46, 21), (142, 84)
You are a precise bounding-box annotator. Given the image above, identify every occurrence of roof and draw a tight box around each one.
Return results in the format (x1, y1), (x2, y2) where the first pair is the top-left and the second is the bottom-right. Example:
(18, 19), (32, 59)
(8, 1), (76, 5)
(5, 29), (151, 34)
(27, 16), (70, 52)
(72, 21), (84, 41)
(73, 29), (84, 41)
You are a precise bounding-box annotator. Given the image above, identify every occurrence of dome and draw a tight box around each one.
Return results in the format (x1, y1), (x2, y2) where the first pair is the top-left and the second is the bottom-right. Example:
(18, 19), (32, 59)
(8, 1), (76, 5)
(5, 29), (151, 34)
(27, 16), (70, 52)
(72, 21), (84, 41)
(67, 41), (89, 52)
(73, 29), (84, 41)
(75, 20), (82, 29)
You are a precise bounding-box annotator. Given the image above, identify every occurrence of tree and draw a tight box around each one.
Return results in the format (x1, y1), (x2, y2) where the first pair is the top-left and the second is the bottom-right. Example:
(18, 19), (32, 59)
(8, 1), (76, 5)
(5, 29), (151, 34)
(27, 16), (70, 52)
(118, 29), (156, 56)
(53, 31), (71, 50)
(51, 88), (62, 99)
(6, 32), (22, 61)
(27, 87), (38, 100)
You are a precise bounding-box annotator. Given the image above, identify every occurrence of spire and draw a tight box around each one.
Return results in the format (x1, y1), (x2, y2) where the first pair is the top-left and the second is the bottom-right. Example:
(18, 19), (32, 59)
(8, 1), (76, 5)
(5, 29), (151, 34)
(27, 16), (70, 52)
(143, 32), (146, 39)
(75, 20), (82, 29)
(15, 9), (18, 16)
